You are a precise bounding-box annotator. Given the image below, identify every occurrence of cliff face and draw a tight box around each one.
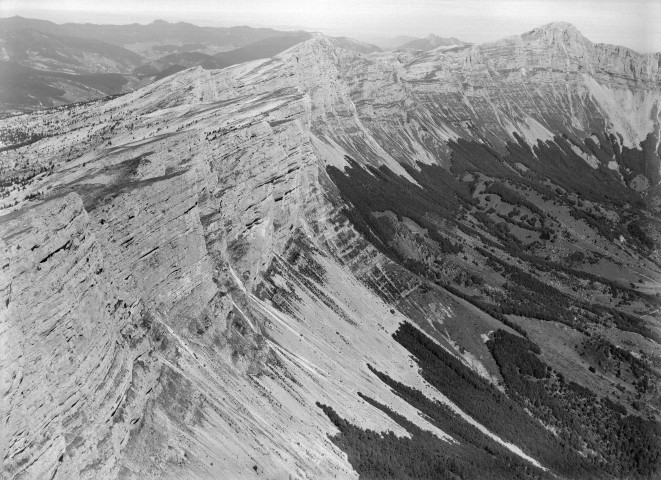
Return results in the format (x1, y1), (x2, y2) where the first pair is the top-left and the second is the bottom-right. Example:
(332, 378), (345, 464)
(429, 22), (661, 147)
(1, 23), (659, 479)
(357, 22), (661, 159)
(1, 194), (161, 479)
(0, 61), (460, 479)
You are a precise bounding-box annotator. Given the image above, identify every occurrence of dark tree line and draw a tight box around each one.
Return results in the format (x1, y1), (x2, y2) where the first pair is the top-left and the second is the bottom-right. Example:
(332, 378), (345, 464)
(488, 329), (661, 478)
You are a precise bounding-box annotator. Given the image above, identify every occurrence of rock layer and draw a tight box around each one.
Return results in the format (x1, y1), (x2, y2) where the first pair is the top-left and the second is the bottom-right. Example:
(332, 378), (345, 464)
(0, 23), (660, 479)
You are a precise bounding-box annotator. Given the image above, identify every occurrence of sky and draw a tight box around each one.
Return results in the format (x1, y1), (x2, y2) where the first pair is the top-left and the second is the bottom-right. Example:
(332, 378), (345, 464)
(1, 0), (660, 53)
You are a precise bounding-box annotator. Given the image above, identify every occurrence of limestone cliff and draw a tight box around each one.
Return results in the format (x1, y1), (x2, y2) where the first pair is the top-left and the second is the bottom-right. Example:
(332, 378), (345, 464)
(1, 23), (659, 479)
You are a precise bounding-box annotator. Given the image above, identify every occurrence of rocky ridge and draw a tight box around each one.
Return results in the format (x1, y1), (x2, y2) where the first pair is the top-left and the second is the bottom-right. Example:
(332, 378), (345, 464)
(0, 23), (660, 479)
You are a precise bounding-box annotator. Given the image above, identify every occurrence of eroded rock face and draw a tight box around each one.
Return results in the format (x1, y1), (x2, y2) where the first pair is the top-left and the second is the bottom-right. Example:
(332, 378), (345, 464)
(0, 194), (166, 478)
(0, 23), (659, 479)
(361, 22), (661, 158)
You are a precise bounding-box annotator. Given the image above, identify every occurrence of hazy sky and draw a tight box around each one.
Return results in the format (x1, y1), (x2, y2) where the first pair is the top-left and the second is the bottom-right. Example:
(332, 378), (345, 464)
(2, 0), (660, 52)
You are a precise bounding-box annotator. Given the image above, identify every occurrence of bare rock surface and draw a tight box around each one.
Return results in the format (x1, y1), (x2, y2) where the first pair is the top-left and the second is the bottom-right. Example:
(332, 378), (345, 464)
(0, 23), (659, 479)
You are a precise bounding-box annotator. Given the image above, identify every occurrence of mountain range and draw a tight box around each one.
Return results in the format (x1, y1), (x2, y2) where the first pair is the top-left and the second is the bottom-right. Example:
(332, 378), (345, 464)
(0, 17), (480, 112)
(0, 20), (660, 480)
(0, 17), (318, 111)
(398, 33), (469, 51)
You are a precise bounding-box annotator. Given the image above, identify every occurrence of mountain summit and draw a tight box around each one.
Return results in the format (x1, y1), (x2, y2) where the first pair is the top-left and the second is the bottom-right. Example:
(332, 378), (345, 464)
(521, 21), (590, 49)
(399, 33), (468, 50)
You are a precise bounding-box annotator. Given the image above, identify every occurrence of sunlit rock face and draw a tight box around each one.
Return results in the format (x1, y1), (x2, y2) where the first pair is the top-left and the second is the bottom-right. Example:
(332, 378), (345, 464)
(0, 22), (660, 479)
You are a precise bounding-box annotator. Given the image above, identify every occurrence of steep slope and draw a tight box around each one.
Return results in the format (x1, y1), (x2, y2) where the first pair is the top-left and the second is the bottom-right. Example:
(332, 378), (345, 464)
(1, 23), (660, 479)
(344, 22), (661, 163)
(0, 64), (497, 480)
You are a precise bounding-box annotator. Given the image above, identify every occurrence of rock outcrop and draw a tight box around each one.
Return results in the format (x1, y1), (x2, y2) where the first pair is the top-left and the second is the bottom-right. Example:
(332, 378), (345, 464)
(0, 23), (659, 479)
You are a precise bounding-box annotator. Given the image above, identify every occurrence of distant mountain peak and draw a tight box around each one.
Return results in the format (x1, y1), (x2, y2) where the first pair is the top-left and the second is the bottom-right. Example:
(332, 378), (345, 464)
(524, 21), (588, 44)
(328, 36), (382, 54)
(400, 34), (467, 51)
(539, 21), (578, 30)
(425, 33), (461, 41)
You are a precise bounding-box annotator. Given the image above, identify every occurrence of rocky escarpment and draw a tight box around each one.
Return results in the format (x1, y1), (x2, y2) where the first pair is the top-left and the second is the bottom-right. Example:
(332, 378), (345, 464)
(0, 194), (166, 478)
(0, 23), (660, 479)
(368, 22), (661, 165)
(0, 60), (475, 479)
